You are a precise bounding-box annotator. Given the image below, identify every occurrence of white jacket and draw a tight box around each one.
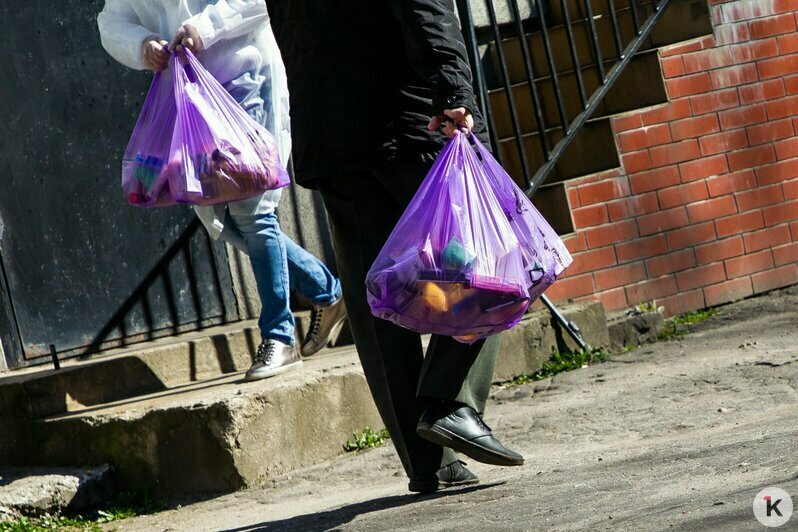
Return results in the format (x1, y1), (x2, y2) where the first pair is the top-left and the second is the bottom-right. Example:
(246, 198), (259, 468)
(97, 0), (290, 243)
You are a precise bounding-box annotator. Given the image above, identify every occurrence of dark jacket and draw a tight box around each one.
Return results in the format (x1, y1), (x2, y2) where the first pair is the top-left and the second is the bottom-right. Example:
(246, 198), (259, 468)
(265, 0), (486, 186)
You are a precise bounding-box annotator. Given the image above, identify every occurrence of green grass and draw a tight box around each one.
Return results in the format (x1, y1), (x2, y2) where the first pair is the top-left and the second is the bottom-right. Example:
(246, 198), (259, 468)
(657, 308), (718, 341)
(343, 427), (390, 452)
(504, 346), (612, 387)
(0, 491), (166, 531)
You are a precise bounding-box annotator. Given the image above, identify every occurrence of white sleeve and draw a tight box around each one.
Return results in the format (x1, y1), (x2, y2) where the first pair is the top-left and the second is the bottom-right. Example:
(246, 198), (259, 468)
(182, 0), (269, 50)
(97, 0), (157, 70)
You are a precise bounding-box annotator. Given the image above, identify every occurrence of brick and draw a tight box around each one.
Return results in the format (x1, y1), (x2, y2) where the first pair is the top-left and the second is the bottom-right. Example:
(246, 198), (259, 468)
(759, 54), (798, 81)
(682, 48), (733, 74)
(785, 177), (798, 198)
(577, 177), (631, 205)
(739, 79), (786, 105)
(730, 38), (781, 62)
(763, 199), (798, 225)
(650, 140), (701, 168)
(716, 210), (766, 238)
(646, 249), (696, 278)
(661, 56), (685, 78)
(621, 150), (652, 174)
(792, 220), (798, 239)
(725, 249), (775, 278)
(612, 114), (643, 133)
(584, 219), (639, 248)
(666, 221), (717, 249)
(774, 137), (798, 159)
(690, 88), (739, 115)
(749, 13), (797, 39)
(778, 1), (798, 15)
(629, 166), (681, 193)
(736, 183), (785, 210)
(544, 272), (596, 301)
(721, 1), (777, 24)
(606, 192), (660, 221)
(615, 235), (669, 263)
(659, 289), (706, 318)
(756, 158), (798, 183)
(699, 129), (749, 156)
(709, 63), (759, 89)
(670, 114), (720, 141)
(714, 22), (752, 47)
(572, 204), (609, 229)
(704, 277), (754, 306)
(640, 99), (692, 126)
(594, 262), (647, 291)
(766, 95), (798, 119)
(727, 144), (776, 171)
(591, 288), (628, 312)
(566, 186), (580, 208)
(679, 154), (731, 182)
(667, 73), (713, 99)
(719, 104), (768, 130)
(568, 246), (618, 276)
(677, 263), (727, 291)
(743, 224), (792, 252)
(773, 241), (798, 266)
(747, 118), (795, 145)
(752, 263), (798, 293)
(660, 39), (707, 58)
(657, 181), (710, 209)
(695, 236), (745, 264)
(618, 124), (672, 152)
(778, 33), (798, 54)
(786, 74), (798, 94)
(637, 207), (691, 236)
(707, 169), (757, 197)
(686, 195), (738, 223)
(625, 276), (679, 304)
(564, 233), (587, 254)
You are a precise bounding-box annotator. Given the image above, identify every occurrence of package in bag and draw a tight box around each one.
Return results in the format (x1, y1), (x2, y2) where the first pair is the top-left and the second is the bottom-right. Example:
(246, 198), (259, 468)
(366, 132), (572, 343)
(122, 50), (289, 207)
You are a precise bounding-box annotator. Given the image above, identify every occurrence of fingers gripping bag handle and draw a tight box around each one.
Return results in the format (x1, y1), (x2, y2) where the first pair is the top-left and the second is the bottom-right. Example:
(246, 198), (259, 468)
(366, 132), (532, 344)
(165, 49), (290, 206)
(121, 69), (178, 207)
(468, 133), (573, 300)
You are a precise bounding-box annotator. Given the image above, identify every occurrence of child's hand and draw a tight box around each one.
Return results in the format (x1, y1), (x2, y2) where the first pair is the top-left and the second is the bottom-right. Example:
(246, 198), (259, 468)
(428, 108), (474, 138)
(169, 24), (203, 63)
(141, 38), (170, 72)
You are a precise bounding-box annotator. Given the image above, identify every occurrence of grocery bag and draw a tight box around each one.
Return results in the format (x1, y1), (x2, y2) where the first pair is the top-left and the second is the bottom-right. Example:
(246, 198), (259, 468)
(366, 132), (572, 343)
(121, 50), (289, 207)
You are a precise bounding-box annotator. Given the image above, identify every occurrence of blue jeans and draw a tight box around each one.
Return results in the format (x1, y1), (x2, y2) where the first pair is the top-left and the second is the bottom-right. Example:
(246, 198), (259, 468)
(225, 205), (341, 345)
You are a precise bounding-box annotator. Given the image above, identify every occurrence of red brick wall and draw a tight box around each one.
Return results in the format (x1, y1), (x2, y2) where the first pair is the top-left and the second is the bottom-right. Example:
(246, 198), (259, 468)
(550, 0), (798, 316)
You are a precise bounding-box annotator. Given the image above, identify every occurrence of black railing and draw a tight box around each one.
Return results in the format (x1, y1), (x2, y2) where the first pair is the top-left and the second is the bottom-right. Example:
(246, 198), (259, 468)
(457, 0), (674, 195)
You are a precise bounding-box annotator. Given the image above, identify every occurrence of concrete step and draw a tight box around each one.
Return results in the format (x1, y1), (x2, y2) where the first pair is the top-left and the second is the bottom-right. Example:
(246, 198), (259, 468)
(2, 301), (610, 497)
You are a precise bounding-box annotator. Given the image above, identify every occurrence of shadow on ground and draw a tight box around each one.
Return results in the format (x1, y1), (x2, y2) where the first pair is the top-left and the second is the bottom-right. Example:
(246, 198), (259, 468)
(222, 483), (504, 532)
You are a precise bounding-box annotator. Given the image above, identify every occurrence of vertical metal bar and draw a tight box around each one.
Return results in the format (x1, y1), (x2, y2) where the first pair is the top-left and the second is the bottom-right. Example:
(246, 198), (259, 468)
(629, 0), (641, 34)
(49, 344), (60, 370)
(561, 0), (588, 110)
(485, 0), (532, 184)
(539, 1), (570, 133)
(456, 0), (501, 155)
(509, 0), (551, 164)
(607, 0), (625, 59)
(584, 0), (606, 83)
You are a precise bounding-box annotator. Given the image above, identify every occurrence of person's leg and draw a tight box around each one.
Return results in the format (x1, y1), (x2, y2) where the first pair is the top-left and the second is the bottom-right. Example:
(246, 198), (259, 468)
(317, 173), (459, 480)
(282, 233), (341, 305)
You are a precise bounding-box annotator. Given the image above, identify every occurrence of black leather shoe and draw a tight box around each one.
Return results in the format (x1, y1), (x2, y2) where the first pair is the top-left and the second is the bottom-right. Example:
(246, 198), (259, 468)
(417, 402), (524, 467)
(408, 460), (478, 493)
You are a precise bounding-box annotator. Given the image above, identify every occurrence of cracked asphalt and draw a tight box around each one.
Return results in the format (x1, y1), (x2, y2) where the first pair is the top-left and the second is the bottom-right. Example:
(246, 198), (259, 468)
(114, 286), (798, 531)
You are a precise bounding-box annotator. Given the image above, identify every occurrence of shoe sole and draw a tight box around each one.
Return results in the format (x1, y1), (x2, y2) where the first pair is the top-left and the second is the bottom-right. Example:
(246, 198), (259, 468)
(244, 360), (303, 382)
(408, 476), (479, 494)
(416, 424), (524, 467)
(301, 317), (347, 358)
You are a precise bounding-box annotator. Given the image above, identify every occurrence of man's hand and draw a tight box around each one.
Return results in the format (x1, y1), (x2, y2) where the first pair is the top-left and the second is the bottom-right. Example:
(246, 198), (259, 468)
(169, 24), (203, 63)
(428, 108), (474, 138)
(141, 38), (170, 72)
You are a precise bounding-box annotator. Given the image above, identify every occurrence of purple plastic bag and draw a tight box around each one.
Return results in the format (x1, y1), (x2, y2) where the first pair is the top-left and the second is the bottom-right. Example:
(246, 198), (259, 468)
(366, 132), (572, 343)
(121, 50), (289, 207)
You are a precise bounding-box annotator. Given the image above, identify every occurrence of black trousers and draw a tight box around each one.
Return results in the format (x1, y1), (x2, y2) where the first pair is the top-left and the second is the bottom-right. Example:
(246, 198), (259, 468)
(317, 162), (500, 479)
